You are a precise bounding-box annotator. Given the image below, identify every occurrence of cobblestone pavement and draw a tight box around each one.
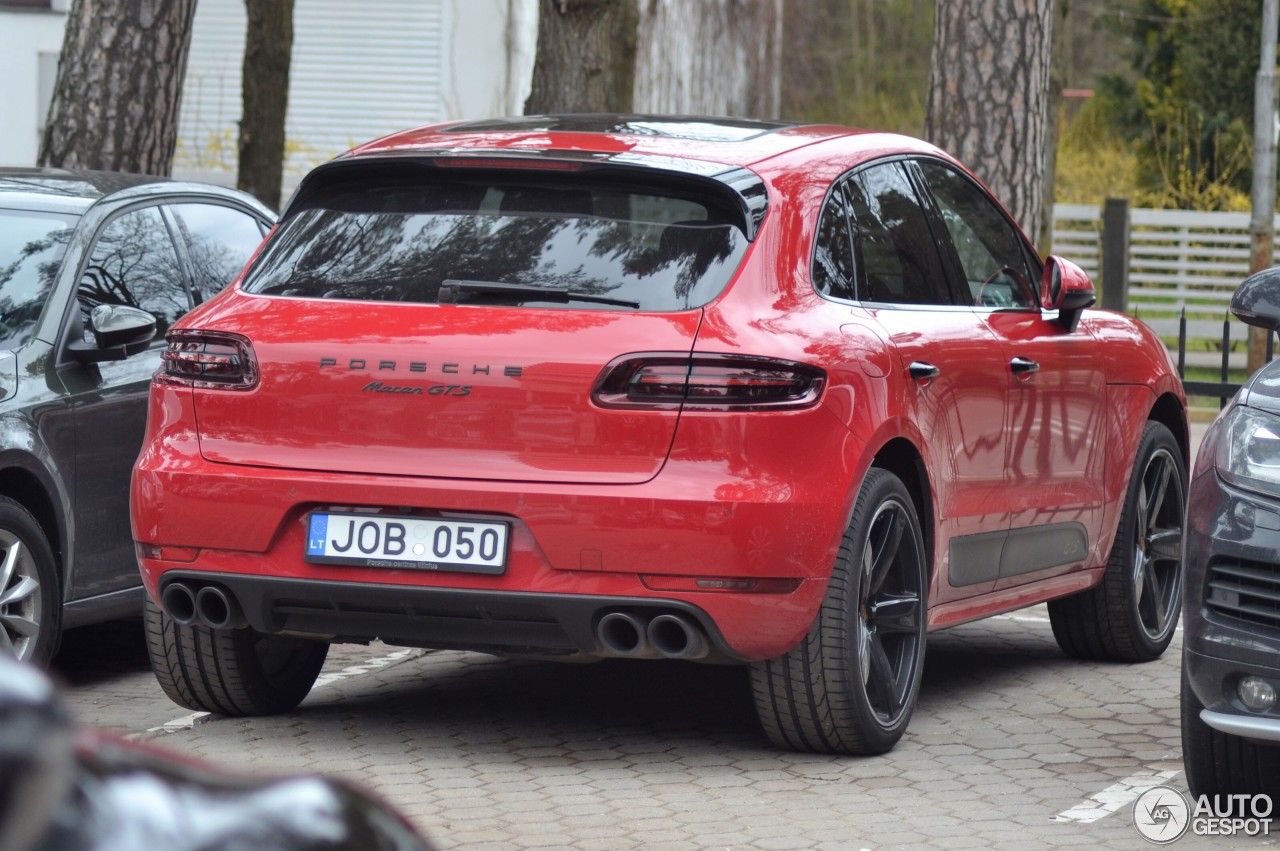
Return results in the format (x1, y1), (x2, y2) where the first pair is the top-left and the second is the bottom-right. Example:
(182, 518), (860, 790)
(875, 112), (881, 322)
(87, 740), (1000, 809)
(50, 604), (1274, 851)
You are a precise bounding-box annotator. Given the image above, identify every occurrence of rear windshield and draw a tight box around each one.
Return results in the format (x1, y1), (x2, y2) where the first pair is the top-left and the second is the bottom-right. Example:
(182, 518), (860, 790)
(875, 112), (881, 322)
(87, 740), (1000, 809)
(0, 209), (77, 349)
(242, 174), (750, 311)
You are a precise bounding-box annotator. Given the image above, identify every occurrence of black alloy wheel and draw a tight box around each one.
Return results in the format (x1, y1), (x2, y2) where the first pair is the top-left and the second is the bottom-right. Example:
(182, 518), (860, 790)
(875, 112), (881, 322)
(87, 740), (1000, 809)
(752, 468), (927, 755)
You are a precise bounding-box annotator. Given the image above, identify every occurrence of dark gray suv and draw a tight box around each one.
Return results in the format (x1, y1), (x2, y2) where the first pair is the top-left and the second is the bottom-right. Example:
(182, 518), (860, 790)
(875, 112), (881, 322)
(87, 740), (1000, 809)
(0, 169), (272, 665)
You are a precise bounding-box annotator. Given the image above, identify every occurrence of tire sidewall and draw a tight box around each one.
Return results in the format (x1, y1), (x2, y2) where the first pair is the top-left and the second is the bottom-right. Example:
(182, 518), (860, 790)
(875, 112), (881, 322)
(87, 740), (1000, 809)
(1116, 422), (1186, 656)
(837, 469), (928, 751)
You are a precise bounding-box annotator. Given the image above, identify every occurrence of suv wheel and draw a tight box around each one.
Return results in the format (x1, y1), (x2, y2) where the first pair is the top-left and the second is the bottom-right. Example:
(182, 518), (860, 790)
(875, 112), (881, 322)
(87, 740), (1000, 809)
(0, 497), (59, 667)
(751, 468), (927, 755)
(1049, 420), (1185, 662)
(144, 599), (328, 715)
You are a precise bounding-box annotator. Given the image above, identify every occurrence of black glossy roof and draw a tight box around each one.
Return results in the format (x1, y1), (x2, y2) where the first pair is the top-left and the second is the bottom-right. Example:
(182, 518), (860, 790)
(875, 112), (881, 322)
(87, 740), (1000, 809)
(443, 114), (798, 143)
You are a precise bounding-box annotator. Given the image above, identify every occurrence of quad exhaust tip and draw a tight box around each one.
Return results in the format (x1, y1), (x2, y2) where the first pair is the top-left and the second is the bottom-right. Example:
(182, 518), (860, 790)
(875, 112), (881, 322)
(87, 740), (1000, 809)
(160, 581), (246, 630)
(596, 610), (709, 660)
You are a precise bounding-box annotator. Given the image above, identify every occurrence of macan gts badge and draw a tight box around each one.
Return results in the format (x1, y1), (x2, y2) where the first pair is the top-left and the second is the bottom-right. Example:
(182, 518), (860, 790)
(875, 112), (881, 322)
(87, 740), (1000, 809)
(131, 115), (1188, 755)
(321, 355), (524, 397)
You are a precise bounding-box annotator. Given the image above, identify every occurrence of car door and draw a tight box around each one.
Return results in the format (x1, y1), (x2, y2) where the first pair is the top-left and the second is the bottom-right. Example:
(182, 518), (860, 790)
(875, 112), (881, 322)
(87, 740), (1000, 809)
(910, 159), (1106, 589)
(60, 201), (268, 600)
(842, 161), (1013, 602)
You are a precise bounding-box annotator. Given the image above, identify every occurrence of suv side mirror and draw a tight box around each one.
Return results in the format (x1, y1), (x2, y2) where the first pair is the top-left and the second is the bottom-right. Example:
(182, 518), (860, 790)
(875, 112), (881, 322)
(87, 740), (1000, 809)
(1041, 255), (1096, 333)
(1232, 266), (1280, 330)
(66, 305), (156, 364)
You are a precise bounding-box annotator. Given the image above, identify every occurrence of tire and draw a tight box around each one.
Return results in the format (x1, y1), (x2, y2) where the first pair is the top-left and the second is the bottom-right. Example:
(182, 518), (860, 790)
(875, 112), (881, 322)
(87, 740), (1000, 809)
(144, 598), (328, 715)
(1182, 664), (1280, 798)
(0, 496), (60, 667)
(751, 468), (927, 755)
(1049, 420), (1186, 662)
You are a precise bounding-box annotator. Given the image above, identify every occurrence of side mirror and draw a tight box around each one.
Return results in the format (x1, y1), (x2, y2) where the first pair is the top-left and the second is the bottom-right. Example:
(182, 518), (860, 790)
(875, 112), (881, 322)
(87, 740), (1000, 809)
(1041, 255), (1096, 332)
(1232, 266), (1280, 331)
(66, 305), (156, 363)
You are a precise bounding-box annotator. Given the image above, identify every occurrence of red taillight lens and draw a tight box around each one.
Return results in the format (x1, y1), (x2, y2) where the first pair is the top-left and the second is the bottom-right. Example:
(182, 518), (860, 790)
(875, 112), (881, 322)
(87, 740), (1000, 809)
(156, 330), (258, 390)
(593, 354), (825, 411)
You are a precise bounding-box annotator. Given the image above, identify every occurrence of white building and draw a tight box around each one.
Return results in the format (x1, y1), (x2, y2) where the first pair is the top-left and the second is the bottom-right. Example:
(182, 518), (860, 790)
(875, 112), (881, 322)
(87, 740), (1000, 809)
(0, 0), (537, 194)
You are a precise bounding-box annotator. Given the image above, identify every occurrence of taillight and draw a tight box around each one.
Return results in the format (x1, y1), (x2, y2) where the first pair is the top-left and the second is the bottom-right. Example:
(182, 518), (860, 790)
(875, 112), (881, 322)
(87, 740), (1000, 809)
(156, 330), (259, 390)
(593, 353), (825, 411)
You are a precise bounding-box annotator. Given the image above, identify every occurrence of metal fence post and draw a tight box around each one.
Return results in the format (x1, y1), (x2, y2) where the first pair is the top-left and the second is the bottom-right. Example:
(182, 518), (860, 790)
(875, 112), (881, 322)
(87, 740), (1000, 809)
(1101, 197), (1130, 313)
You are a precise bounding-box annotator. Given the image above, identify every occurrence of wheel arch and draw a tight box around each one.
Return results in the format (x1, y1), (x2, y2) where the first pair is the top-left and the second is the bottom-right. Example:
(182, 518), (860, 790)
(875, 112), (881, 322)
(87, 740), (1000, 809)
(0, 455), (69, 600)
(870, 436), (935, 584)
(1148, 390), (1190, 470)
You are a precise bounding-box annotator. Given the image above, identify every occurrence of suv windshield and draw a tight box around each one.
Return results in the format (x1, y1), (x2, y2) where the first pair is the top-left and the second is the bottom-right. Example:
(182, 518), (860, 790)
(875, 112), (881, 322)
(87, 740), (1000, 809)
(0, 209), (77, 349)
(242, 174), (750, 311)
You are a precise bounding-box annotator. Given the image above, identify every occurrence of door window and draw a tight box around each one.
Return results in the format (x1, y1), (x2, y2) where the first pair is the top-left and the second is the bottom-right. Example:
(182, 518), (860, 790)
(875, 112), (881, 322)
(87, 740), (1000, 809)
(846, 164), (955, 306)
(915, 161), (1037, 309)
(168, 203), (268, 303)
(78, 206), (188, 338)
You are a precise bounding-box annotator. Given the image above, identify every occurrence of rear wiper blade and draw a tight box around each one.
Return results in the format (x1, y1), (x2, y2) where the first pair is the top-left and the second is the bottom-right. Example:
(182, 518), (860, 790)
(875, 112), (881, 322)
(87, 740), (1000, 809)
(439, 279), (640, 309)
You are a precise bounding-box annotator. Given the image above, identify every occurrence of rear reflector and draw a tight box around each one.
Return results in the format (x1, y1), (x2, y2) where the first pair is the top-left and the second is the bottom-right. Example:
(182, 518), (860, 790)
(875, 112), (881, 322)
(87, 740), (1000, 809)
(593, 353), (825, 411)
(156, 330), (259, 390)
(641, 575), (803, 594)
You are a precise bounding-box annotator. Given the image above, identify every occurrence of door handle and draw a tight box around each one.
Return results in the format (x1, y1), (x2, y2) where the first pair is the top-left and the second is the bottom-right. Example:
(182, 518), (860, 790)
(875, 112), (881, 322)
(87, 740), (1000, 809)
(1010, 357), (1040, 375)
(908, 361), (940, 381)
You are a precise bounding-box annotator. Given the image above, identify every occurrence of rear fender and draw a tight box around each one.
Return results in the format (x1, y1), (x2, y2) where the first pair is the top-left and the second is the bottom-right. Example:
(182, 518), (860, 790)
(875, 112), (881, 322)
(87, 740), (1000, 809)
(0, 415), (72, 597)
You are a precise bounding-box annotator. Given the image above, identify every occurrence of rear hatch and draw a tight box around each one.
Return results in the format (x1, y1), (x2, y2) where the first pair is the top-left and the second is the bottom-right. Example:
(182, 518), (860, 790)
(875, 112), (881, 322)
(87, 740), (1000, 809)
(185, 157), (757, 485)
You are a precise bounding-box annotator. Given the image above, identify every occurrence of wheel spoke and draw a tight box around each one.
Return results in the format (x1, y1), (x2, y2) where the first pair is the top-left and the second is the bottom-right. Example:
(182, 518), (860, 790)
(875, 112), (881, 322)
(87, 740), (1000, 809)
(0, 575), (37, 607)
(868, 592), (921, 635)
(864, 632), (902, 717)
(0, 624), (14, 655)
(1140, 560), (1168, 634)
(1147, 528), (1182, 563)
(866, 506), (904, 597)
(0, 611), (38, 639)
(1145, 456), (1173, 530)
(0, 541), (20, 592)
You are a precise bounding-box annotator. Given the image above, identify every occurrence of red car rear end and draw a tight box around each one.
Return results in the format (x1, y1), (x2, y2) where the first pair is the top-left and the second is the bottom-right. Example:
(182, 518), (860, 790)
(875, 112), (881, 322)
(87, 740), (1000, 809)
(132, 116), (1187, 754)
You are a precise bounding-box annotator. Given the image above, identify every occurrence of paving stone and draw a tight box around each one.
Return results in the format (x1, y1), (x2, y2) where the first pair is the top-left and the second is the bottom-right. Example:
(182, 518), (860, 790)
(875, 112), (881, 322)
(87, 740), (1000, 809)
(60, 602), (1271, 851)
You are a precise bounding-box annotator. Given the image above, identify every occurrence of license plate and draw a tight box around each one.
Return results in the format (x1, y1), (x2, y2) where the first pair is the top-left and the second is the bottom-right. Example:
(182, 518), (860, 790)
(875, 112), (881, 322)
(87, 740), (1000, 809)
(305, 512), (508, 574)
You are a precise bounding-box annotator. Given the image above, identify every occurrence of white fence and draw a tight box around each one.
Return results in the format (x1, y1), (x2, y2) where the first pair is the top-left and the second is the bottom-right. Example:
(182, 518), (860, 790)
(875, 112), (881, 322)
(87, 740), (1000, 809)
(1051, 203), (1280, 369)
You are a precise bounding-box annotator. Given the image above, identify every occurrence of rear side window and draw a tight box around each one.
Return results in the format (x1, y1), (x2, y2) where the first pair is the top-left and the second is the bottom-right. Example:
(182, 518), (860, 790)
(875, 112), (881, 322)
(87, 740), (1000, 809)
(243, 175), (750, 311)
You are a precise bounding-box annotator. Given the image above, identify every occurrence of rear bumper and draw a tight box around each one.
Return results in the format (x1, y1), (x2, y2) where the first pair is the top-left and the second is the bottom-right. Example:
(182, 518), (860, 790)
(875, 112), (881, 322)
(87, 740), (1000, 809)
(152, 570), (746, 661)
(132, 388), (860, 661)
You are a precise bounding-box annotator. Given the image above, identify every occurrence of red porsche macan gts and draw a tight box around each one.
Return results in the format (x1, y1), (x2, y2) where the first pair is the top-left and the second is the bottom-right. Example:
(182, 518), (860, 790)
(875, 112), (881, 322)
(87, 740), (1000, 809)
(130, 115), (1188, 755)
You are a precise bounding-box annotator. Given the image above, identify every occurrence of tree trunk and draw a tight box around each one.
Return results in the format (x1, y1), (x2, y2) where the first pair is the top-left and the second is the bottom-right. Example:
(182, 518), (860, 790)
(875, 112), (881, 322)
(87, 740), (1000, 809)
(925, 0), (1055, 241)
(238, 0), (295, 210)
(39, 0), (198, 175)
(635, 0), (784, 118)
(524, 0), (637, 114)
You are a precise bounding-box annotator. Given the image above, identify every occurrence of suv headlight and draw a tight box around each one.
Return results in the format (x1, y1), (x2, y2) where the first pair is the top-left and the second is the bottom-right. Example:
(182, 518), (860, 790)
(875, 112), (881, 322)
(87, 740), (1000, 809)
(1217, 404), (1280, 497)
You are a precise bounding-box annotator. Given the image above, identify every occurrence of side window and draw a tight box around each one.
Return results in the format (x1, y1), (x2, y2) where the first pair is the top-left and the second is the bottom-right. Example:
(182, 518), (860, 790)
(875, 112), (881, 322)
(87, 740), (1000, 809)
(846, 163), (954, 306)
(168, 203), (268, 303)
(78, 206), (188, 339)
(915, 161), (1037, 308)
(812, 182), (855, 300)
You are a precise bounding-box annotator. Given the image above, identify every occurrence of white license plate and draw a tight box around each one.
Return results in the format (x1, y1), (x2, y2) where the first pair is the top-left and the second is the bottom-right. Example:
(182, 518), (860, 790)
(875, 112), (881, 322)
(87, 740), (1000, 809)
(305, 512), (508, 574)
